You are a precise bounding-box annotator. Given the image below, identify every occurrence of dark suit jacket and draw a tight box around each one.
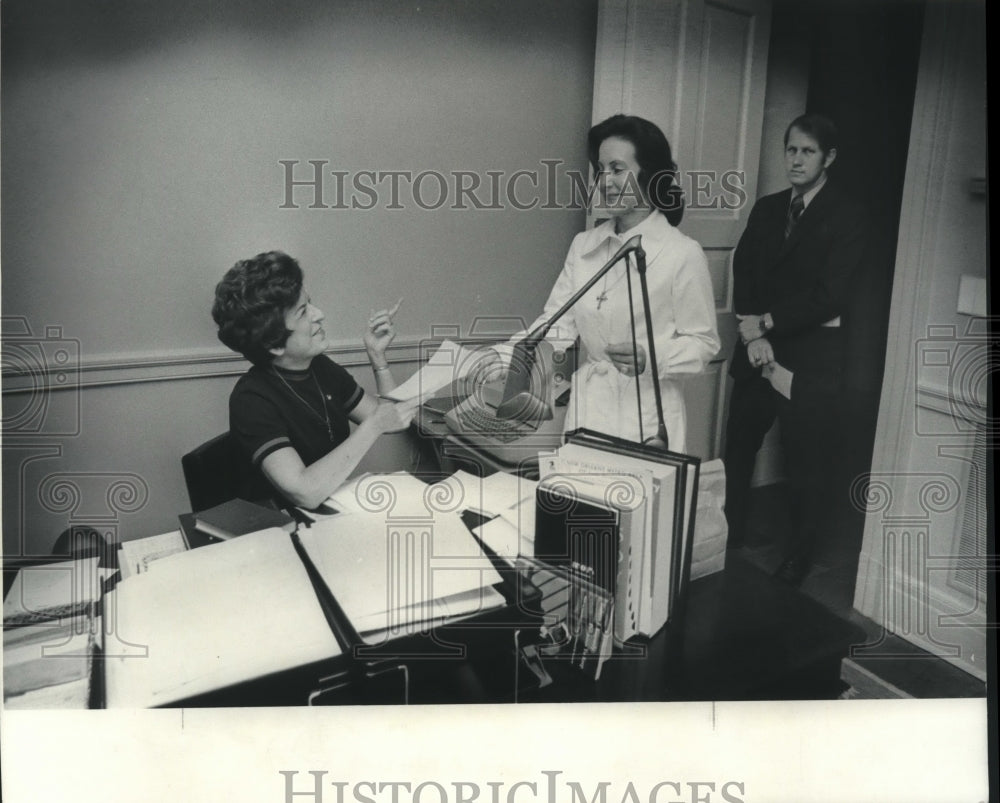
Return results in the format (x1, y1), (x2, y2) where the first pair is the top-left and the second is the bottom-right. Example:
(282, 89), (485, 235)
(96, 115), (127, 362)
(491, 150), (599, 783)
(730, 182), (869, 386)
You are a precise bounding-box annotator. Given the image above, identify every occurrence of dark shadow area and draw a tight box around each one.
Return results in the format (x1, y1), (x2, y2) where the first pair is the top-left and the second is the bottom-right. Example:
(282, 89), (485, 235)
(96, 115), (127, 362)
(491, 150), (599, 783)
(804, 0), (926, 549)
(761, 0), (925, 582)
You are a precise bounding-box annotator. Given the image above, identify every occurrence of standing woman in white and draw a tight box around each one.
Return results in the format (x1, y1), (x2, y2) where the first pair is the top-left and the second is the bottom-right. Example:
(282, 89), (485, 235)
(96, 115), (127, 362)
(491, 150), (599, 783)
(504, 115), (719, 452)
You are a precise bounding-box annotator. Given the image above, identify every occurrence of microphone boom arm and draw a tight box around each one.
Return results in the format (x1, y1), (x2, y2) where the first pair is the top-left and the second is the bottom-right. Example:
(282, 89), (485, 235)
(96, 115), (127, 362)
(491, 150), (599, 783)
(496, 234), (650, 425)
(521, 234), (644, 348)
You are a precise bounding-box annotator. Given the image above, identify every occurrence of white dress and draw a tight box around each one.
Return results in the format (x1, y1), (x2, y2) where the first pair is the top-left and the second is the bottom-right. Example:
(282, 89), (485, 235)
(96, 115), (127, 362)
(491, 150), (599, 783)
(520, 210), (719, 453)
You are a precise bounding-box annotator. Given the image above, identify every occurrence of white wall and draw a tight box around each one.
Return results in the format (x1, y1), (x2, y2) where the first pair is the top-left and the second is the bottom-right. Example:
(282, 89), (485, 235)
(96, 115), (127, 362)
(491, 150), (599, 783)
(1, 0), (599, 553)
(853, 0), (988, 680)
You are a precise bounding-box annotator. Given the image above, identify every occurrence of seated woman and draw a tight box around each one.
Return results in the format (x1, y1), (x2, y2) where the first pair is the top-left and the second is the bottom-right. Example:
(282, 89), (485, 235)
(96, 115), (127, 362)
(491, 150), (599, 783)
(493, 115), (719, 452)
(212, 251), (414, 509)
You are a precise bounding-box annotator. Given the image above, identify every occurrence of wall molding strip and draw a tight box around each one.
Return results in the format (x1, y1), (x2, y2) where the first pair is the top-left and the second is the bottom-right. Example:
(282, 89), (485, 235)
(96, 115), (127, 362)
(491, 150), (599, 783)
(1, 337), (474, 394)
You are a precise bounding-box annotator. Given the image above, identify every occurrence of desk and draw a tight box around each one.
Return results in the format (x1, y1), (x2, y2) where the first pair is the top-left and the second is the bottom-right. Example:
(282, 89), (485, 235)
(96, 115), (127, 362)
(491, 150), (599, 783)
(4, 485), (866, 707)
(168, 548), (865, 706)
(153, 553), (864, 706)
(527, 551), (866, 702)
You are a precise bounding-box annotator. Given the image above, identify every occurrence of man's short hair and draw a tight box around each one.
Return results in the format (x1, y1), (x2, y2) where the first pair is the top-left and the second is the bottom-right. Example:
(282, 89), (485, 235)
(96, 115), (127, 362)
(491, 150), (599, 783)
(784, 113), (839, 155)
(212, 251), (303, 365)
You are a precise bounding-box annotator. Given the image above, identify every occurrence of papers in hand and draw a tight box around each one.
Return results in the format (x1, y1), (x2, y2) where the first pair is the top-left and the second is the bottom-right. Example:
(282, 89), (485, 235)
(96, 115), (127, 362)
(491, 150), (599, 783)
(379, 339), (487, 403)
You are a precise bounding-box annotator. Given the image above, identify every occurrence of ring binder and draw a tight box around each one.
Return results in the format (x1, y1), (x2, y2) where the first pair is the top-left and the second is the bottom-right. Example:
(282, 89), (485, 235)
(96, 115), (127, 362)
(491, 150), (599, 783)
(536, 428), (700, 640)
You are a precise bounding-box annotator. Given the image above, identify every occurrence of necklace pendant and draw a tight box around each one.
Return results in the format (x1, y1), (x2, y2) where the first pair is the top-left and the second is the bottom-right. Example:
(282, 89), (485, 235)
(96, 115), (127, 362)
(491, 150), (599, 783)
(596, 290), (608, 309)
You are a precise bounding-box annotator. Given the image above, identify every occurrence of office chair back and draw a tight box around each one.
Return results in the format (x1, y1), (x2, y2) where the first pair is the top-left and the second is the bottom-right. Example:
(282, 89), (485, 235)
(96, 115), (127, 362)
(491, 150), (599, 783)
(51, 526), (117, 570)
(181, 431), (254, 513)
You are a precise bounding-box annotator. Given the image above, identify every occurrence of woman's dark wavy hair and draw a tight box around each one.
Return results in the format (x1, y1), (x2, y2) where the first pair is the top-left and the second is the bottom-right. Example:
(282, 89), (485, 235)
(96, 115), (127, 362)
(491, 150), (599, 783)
(588, 114), (684, 226)
(212, 251), (303, 365)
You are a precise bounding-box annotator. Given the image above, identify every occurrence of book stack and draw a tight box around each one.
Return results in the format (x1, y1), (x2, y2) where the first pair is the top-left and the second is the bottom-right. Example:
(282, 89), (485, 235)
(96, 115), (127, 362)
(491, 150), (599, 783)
(536, 429), (699, 641)
(3, 558), (103, 708)
(179, 497), (296, 550)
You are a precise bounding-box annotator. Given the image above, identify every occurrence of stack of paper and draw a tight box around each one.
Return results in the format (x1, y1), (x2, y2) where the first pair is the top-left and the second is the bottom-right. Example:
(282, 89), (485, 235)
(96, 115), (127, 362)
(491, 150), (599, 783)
(3, 622), (95, 707)
(326, 471), (455, 518)
(103, 472), (518, 706)
(323, 470), (540, 571)
(448, 470), (537, 518)
(3, 558), (102, 626)
(470, 495), (537, 567)
(118, 531), (187, 579)
(297, 511), (503, 638)
(103, 529), (341, 708)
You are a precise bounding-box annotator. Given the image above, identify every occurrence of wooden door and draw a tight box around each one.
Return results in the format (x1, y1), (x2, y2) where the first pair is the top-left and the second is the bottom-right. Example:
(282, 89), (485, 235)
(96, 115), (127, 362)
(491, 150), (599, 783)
(591, 0), (772, 460)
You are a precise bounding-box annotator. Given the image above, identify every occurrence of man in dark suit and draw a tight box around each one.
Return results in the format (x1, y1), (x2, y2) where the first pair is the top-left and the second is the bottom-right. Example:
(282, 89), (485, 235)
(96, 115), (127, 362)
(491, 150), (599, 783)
(724, 114), (869, 586)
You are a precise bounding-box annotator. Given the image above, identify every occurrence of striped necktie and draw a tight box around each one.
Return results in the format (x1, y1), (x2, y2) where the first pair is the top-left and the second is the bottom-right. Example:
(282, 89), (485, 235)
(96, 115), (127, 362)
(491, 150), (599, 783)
(785, 194), (805, 239)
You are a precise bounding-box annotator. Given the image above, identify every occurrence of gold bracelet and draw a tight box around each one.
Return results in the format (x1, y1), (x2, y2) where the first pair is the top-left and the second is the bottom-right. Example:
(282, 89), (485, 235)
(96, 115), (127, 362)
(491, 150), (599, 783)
(373, 365), (390, 373)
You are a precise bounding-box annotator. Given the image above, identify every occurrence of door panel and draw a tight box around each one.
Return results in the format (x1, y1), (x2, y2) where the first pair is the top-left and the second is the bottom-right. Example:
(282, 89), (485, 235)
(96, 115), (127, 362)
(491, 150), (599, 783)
(592, 0), (772, 459)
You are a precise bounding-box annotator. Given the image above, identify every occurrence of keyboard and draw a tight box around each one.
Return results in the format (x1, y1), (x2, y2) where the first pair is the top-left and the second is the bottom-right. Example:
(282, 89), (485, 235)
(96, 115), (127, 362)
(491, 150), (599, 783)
(450, 403), (537, 443)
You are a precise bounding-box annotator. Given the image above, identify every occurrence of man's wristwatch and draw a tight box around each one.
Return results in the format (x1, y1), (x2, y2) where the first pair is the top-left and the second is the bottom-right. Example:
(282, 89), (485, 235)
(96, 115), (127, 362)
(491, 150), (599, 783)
(758, 314), (771, 335)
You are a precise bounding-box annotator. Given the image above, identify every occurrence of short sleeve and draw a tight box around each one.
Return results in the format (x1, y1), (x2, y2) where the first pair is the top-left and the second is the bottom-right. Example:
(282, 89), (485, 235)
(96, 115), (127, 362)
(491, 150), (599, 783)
(230, 384), (293, 468)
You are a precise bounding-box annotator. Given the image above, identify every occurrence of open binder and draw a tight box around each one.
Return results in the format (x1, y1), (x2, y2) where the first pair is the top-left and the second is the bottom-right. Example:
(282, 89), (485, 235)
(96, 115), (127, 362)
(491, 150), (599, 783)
(535, 428), (700, 641)
(103, 507), (521, 707)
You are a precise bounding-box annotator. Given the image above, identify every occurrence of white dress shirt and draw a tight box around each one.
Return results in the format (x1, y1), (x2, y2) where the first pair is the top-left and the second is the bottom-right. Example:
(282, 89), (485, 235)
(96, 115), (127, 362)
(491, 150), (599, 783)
(518, 210), (720, 452)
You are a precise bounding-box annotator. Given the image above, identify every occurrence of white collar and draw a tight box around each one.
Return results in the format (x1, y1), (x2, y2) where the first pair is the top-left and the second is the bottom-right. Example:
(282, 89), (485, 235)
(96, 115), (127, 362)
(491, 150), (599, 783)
(581, 209), (673, 261)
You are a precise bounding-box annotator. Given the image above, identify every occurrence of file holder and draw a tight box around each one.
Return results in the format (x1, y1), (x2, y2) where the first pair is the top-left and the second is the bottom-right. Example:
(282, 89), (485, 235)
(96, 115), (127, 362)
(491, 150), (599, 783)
(564, 428), (700, 631)
(513, 557), (614, 681)
(535, 428), (700, 643)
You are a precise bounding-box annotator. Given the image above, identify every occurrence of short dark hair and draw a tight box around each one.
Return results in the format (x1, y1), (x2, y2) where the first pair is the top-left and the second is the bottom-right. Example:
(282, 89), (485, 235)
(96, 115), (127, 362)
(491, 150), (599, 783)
(784, 113), (839, 155)
(212, 251), (303, 365)
(588, 114), (685, 226)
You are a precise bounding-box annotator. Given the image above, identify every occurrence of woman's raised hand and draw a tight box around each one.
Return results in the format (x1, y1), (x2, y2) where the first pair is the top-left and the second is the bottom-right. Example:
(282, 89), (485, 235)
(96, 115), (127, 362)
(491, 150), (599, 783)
(364, 297), (404, 359)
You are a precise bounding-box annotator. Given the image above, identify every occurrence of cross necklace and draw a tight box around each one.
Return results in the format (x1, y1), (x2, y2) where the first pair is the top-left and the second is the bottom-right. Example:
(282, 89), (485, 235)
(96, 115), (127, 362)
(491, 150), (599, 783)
(596, 240), (629, 309)
(273, 367), (334, 442)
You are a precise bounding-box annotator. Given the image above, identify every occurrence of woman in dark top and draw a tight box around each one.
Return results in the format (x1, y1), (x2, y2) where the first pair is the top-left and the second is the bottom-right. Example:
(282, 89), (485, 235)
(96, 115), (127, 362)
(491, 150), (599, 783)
(212, 251), (414, 509)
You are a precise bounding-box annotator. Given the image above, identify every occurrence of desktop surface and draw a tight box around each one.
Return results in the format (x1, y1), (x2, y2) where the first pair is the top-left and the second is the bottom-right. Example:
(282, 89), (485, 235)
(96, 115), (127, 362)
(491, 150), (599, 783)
(4, 521), (867, 707)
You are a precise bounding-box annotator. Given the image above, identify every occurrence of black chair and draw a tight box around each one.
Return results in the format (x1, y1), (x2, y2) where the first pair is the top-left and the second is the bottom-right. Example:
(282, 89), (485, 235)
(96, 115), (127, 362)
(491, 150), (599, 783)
(4, 527), (116, 598)
(181, 432), (254, 513)
(51, 526), (109, 562)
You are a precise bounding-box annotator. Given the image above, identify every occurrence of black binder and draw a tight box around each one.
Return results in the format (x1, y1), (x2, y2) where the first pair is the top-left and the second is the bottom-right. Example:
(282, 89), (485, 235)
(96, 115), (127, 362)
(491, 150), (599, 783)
(545, 428), (700, 636)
